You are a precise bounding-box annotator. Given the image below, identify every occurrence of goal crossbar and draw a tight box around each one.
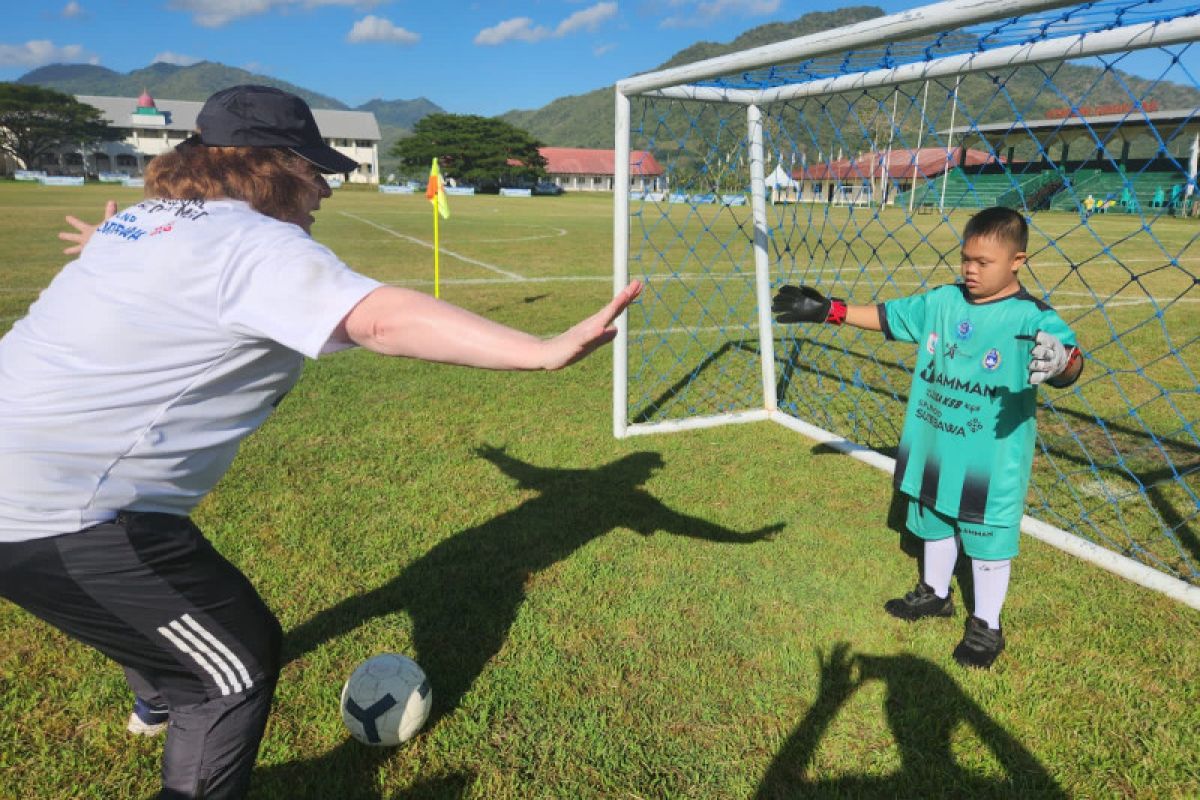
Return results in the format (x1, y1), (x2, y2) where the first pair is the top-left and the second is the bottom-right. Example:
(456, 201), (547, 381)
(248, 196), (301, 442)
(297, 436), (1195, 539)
(642, 15), (1200, 105)
(616, 0), (1083, 97)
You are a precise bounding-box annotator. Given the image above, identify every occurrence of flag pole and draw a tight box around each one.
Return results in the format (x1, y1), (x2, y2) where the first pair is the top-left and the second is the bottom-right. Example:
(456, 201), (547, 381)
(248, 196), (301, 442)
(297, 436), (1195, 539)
(433, 200), (440, 298)
(426, 157), (449, 297)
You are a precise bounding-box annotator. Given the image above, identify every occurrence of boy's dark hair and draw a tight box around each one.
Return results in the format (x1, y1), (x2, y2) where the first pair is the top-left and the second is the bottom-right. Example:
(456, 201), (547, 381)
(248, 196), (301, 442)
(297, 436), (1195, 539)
(963, 206), (1028, 252)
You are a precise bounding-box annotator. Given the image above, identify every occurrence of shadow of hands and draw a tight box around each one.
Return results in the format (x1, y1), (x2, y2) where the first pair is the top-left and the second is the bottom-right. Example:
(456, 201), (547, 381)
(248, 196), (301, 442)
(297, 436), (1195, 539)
(745, 522), (786, 543)
(818, 642), (860, 701)
(755, 643), (1067, 800)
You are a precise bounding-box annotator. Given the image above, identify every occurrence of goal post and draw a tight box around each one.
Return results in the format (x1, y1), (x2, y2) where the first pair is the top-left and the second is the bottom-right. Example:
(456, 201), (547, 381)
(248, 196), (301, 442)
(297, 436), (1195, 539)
(612, 0), (1200, 608)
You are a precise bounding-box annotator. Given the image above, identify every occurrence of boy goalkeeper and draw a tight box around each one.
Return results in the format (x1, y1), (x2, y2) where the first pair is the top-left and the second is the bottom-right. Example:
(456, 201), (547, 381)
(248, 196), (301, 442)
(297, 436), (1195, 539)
(772, 207), (1083, 668)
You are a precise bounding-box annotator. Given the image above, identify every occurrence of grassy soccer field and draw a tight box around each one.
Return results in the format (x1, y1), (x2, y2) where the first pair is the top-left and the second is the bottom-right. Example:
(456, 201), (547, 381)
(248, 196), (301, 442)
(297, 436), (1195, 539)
(0, 182), (1197, 799)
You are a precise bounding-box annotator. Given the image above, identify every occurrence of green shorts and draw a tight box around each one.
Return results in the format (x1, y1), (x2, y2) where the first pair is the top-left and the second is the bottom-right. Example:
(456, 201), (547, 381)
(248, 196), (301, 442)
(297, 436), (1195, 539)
(906, 499), (1020, 560)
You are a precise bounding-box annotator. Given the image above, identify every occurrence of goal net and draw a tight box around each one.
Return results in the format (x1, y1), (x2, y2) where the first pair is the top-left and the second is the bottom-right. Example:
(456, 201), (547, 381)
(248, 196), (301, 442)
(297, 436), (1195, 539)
(612, 0), (1200, 607)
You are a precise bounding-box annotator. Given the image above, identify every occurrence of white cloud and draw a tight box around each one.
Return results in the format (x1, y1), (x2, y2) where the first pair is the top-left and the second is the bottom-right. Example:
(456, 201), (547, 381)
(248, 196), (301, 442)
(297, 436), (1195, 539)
(168, 0), (273, 27)
(347, 15), (419, 44)
(593, 42), (616, 56)
(153, 51), (202, 66)
(476, 2), (618, 46)
(660, 0), (778, 28)
(556, 2), (618, 36)
(0, 40), (97, 67)
(61, 1), (85, 18)
(168, 0), (379, 29)
(475, 17), (551, 45)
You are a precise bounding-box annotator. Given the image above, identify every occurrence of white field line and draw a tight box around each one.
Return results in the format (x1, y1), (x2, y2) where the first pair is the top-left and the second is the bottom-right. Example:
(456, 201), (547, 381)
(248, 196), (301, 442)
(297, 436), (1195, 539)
(632, 298), (1200, 335)
(386, 275), (609, 286)
(4, 274), (1195, 321)
(381, 276), (1200, 312)
(777, 257), (1200, 276)
(0, 273), (1192, 295)
(475, 226), (569, 243)
(339, 211), (525, 280)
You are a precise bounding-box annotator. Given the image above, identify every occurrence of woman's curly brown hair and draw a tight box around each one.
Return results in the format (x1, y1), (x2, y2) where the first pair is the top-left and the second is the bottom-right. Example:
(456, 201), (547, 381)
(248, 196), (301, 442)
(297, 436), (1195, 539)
(144, 145), (319, 225)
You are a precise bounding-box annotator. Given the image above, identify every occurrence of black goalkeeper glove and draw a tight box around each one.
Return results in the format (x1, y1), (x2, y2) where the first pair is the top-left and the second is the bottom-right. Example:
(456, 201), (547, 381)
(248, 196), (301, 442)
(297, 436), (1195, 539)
(772, 284), (848, 325)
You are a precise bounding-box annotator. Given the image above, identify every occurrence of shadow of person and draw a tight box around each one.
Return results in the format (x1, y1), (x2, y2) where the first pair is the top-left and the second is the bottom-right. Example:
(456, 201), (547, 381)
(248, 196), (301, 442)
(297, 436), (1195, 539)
(283, 447), (782, 728)
(247, 737), (473, 799)
(755, 643), (1066, 800)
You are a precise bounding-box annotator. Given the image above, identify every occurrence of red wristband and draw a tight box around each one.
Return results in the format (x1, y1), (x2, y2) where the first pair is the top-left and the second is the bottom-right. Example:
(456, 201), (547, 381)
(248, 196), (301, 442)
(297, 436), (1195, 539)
(827, 299), (847, 326)
(1047, 346), (1084, 387)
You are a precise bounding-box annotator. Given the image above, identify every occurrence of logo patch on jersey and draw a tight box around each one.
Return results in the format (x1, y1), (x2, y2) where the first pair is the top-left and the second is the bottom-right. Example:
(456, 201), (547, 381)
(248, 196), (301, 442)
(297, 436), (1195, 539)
(956, 319), (974, 340)
(926, 332), (938, 354)
(968, 418), (982, 433)
(982, 348), (1002, 370)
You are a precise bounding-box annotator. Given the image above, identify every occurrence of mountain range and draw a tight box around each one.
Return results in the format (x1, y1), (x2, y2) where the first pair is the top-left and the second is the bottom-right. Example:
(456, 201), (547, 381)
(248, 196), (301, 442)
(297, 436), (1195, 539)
(17, 5), (1200, 167)
(16, 7), (888, 152)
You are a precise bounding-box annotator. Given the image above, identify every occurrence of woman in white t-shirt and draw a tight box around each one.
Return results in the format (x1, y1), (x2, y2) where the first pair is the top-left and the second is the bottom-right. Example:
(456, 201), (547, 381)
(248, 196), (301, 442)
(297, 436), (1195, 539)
(0, 85), (641, 800)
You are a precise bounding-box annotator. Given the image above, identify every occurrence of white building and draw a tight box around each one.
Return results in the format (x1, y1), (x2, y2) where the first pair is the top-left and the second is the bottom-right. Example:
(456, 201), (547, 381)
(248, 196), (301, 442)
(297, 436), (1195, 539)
(9, 90), (382, 184)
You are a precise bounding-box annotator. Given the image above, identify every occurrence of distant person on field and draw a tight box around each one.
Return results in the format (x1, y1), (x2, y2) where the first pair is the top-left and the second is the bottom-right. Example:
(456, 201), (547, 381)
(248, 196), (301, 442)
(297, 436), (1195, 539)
(1120, 186), (1133, 212)
(0, 84), (642, 799)
(771, 207), (1083, 669)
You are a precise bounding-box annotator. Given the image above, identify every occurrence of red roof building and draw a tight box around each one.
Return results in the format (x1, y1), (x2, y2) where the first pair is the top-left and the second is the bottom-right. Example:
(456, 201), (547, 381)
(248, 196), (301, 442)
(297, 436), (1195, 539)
(796, 147), (1000, 181)
(539, 147), (665, 192)
(771, 147), (1003, 206)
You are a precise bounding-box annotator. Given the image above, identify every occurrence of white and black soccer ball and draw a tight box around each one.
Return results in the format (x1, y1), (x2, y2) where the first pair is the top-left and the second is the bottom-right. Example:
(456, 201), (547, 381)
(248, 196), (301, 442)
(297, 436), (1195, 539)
(340, 653), (432, 746)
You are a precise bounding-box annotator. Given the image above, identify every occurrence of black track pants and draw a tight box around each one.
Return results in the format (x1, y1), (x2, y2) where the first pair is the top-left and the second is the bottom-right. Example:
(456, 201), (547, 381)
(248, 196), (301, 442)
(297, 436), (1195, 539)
(0, 512), (282, 799)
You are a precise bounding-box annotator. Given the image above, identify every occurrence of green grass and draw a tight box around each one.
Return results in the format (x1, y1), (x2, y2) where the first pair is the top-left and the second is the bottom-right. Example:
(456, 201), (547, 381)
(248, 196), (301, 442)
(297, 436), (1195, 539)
(1, 183), (1198, 799)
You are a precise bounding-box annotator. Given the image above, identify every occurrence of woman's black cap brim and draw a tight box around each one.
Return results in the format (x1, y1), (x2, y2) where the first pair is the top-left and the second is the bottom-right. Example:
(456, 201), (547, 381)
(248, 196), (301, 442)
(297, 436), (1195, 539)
(287, 145), (359, 175)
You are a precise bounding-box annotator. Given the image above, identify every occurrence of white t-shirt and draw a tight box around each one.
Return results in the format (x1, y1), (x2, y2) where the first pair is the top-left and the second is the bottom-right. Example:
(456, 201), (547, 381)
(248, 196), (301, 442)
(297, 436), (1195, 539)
(0, 198), (382, 541)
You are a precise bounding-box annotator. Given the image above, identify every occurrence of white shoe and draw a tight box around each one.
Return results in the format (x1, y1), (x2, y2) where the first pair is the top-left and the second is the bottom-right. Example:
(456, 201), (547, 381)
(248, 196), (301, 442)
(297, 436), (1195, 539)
(126, 712), (168, 736)
(126, 697), (169, 736)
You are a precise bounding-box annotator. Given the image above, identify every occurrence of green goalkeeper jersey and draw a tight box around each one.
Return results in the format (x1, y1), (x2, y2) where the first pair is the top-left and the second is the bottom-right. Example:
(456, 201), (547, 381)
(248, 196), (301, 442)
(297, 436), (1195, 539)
(880, 283), (1077, 527)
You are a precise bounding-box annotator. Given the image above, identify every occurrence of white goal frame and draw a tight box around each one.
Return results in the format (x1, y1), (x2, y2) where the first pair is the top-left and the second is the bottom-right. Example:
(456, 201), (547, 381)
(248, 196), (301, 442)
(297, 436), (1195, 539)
(611, 0), (1200, 609)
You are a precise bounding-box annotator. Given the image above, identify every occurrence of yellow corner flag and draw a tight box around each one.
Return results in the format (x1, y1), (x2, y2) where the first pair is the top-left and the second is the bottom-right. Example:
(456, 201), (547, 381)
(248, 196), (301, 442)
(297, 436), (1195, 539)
(426, 158), (450, 297)
(426, 158), (450, 219)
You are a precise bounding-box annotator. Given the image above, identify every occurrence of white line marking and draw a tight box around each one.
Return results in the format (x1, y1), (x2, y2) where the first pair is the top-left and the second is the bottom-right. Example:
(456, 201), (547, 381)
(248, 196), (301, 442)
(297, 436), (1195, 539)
(339, 211), (525, 279)
(475, 224), (569, 243)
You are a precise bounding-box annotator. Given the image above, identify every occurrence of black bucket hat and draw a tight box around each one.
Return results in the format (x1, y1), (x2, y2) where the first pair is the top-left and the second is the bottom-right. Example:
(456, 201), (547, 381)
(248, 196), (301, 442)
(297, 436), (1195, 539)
(184, 84), (358, 175)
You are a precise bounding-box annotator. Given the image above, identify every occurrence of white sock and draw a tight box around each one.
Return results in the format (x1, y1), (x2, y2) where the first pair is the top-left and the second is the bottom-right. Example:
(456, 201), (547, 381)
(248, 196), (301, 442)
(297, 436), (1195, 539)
(972, 558), (1012, 629)
(922, 536), (959, 598)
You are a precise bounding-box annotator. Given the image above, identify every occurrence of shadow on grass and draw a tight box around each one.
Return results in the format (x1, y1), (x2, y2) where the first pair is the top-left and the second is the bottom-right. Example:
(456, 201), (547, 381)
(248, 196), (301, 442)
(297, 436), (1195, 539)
(257, 448), (780, 797)
(248, 742), (471, 799)
(754, 643), (1066, 800)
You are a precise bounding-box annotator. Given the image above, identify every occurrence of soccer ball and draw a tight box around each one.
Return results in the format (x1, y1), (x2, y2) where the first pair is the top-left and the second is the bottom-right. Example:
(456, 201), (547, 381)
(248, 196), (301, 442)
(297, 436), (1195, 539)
(340, 653), (432, 746)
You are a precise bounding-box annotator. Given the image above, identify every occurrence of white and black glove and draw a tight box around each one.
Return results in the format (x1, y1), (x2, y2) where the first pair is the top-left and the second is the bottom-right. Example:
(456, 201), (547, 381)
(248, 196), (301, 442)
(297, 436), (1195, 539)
(1021, 330), (1079, 386)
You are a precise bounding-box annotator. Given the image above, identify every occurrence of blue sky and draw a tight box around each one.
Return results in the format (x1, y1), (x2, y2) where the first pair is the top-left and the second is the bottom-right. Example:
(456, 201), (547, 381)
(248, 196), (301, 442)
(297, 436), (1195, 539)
(2, 1), (927, 115)
(3, 1), (1191, 116)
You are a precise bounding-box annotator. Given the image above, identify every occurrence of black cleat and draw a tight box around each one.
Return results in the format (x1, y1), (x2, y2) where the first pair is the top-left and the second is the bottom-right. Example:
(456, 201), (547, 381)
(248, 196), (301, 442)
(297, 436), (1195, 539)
(884, 581), (954, 621)
(953, 615), (1006, 669)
